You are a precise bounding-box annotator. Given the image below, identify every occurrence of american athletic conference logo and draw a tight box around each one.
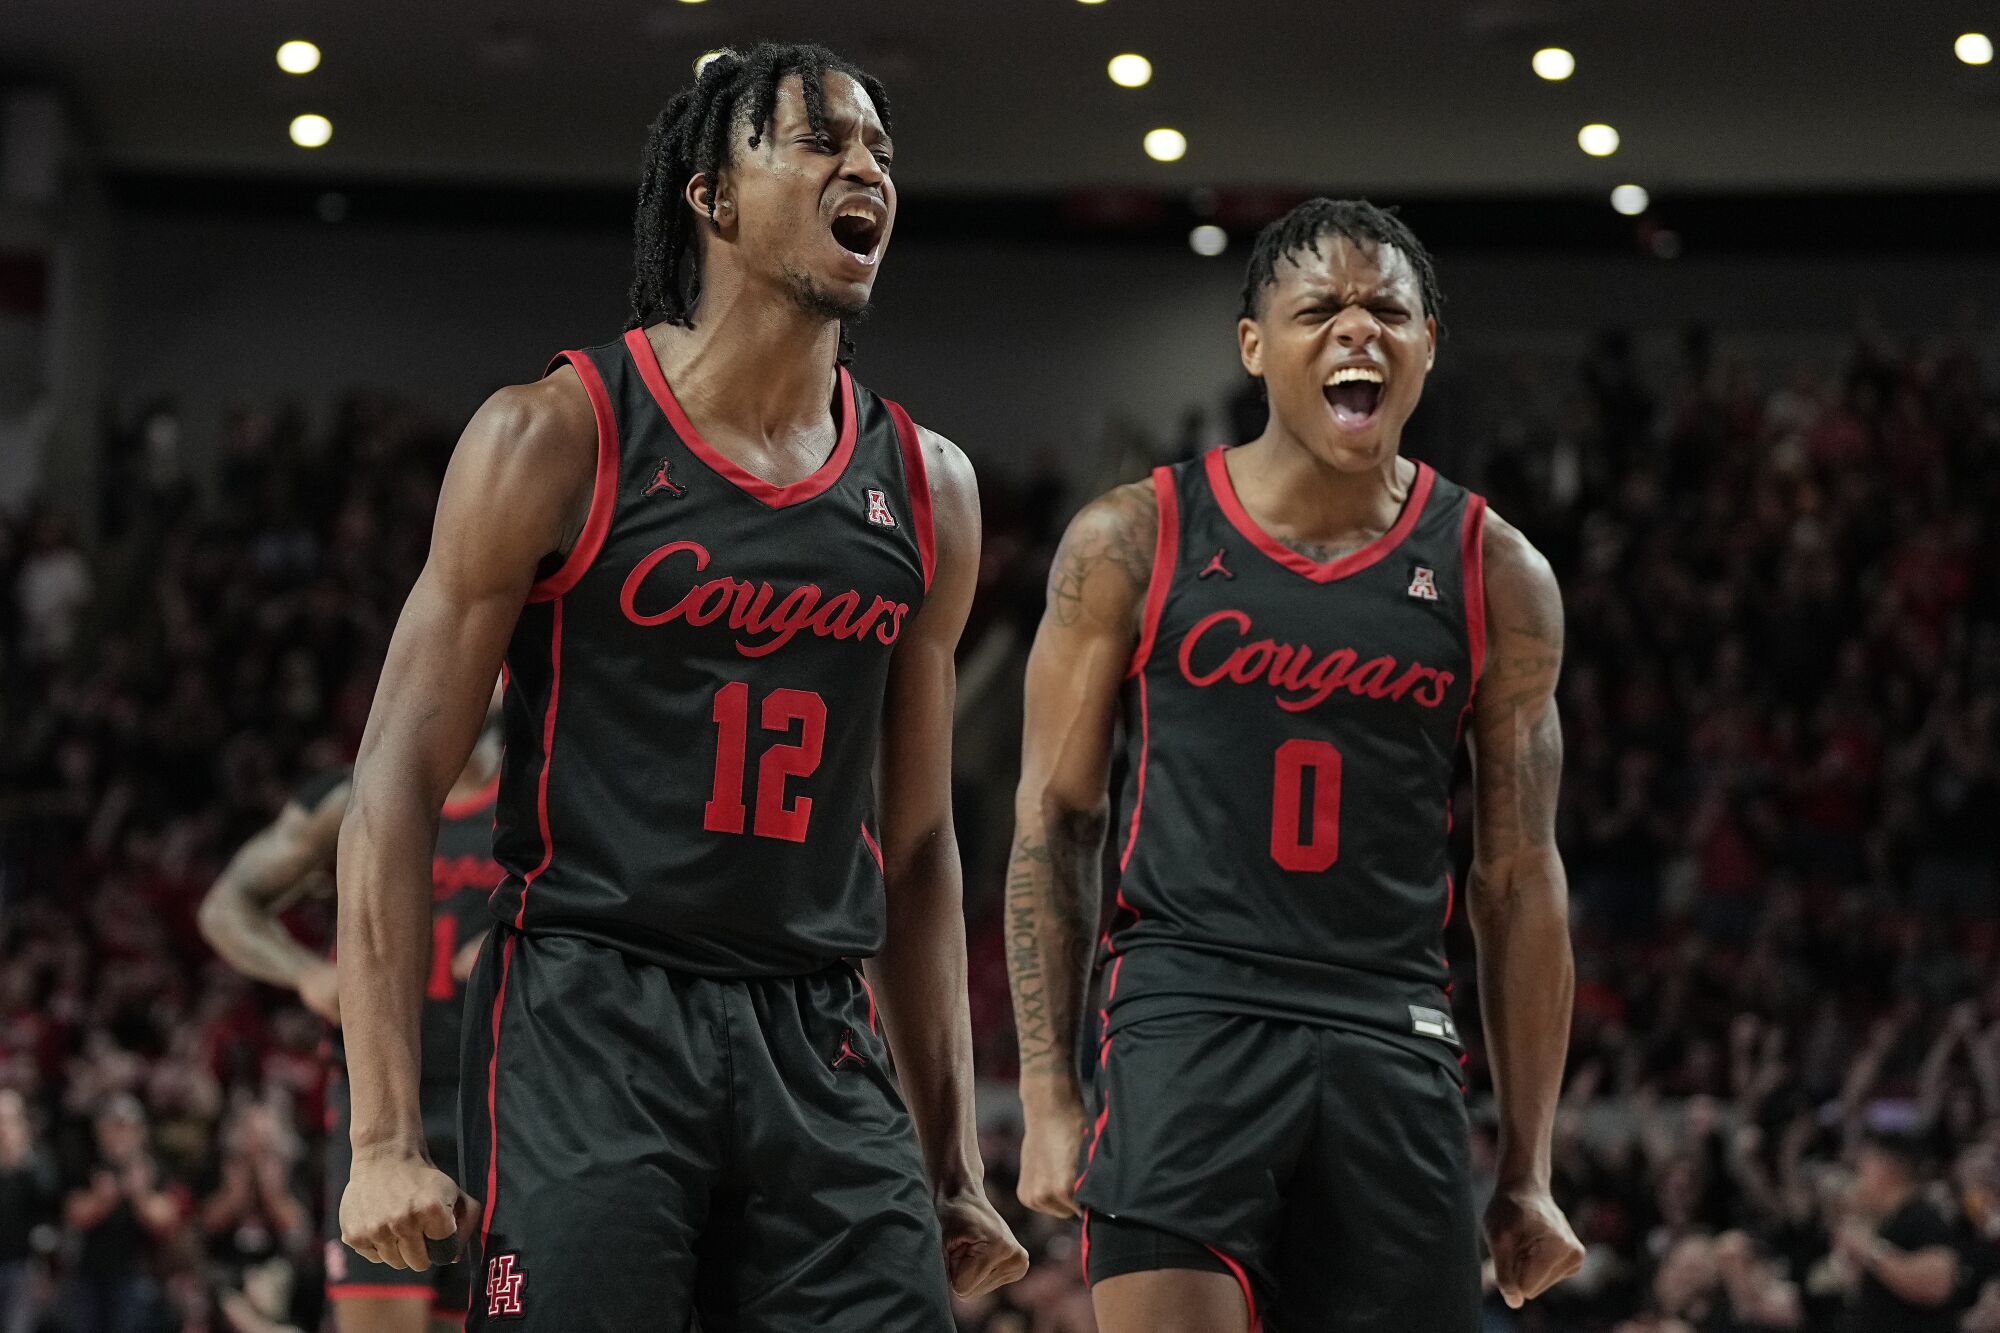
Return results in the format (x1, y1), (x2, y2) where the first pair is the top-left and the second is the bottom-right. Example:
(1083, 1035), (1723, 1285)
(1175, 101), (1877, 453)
(486, 1252), (526, 1318)
(865, 487), (897, 528)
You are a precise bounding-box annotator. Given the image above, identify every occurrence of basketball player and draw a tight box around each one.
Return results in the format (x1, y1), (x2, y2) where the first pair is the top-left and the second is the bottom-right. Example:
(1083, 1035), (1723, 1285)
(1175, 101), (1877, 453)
(198, 691), (503, 1332)
(333, 43), (1026, 1330)
(1004, 199), (1585, 1331)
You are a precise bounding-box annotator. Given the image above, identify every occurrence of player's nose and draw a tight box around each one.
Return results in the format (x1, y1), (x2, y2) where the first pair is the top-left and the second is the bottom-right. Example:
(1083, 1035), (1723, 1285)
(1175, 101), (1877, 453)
(1330, 305), (1383, 347)
(837, 140), (885, 188)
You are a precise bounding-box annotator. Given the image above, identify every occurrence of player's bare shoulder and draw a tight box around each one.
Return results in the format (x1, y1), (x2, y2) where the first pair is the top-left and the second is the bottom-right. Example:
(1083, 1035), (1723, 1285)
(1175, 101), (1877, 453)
(436, 363), (601, 567)
(1045, 479), (1158, 637)
(909, 423), (979, 529)
(460, 365), (598, 493)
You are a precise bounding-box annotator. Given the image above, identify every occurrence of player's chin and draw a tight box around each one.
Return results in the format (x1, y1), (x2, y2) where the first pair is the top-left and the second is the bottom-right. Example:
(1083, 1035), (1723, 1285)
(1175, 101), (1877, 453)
(1308, 427), (1394, 473)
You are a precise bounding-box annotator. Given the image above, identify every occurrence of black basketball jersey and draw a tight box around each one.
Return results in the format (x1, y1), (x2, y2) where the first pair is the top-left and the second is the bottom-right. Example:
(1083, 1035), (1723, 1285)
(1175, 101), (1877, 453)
(1103, 447), (1487, 1067)
(489, 328), (932, 975)
(305, 769), (499, 1087)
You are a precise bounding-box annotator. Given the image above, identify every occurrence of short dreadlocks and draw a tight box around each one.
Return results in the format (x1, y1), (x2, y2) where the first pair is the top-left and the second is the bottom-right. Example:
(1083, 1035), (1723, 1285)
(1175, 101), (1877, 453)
(1237, 197), (1444, 329)
(626, 42), (892, 336)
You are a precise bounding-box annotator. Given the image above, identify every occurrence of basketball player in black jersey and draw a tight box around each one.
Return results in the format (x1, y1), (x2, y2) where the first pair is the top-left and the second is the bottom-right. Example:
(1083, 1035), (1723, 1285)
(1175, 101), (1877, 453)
(199, 691), (503, 1332)
(1004, 199), (1585, 1331)
(333, 43), (1025, 1331)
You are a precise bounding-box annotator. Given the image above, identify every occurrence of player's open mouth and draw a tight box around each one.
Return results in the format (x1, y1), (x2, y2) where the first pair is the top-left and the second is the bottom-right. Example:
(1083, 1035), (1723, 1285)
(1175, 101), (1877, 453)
(829, 200), (886, 267)
(1323, 364), (1385, 430)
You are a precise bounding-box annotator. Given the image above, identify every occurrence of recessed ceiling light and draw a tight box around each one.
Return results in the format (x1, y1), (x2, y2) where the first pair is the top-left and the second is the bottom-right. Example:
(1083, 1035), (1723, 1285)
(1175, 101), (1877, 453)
(1532, 47), (1575, 81)
(1957, 33), (1994, 65)
(1143, 128), (1187, 162)
(1577, 123), (1620, 157)
(1108, 54), (1152, 88)
(289, 114), (333, 149)
(276, 40), (321, 75)
(1610, 184), (1649, 216)
(1189, 225), (1228, 257)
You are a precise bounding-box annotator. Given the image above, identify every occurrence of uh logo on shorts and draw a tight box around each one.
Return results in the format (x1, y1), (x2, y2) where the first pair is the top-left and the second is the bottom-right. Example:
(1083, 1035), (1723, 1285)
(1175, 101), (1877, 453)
(486, 1252), (526, 1318)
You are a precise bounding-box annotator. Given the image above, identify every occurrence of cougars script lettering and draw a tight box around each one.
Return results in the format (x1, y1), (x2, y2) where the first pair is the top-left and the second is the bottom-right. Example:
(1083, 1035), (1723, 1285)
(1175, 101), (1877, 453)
(620, 540), (910, 658)
(1178, 608), (1454, 711)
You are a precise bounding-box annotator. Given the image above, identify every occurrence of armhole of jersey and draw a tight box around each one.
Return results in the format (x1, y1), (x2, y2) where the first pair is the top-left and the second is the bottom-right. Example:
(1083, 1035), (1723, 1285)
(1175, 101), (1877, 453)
(883, 399), (936, 592)
(528, 351), (619, 604)
(1460, 493), (1489, 700)
(1125, 467), (1180, 679)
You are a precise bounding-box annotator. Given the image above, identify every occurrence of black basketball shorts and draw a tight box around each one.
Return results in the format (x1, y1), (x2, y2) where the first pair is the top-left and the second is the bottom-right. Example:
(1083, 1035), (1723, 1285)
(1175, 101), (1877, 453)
(1074, 1011), (1478, 1332)
(458, 926), (954, 1331)
(324, 1071), (471, 1316)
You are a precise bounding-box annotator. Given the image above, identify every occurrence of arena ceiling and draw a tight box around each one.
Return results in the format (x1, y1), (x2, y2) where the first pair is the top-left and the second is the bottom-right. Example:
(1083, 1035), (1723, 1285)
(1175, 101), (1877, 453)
(4, 0), (1999, 196)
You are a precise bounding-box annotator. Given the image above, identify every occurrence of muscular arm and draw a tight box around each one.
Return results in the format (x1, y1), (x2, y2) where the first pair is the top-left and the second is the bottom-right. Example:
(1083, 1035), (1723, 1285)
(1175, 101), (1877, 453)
(868, 427), (1025, 1295)
(869, 429), (983, 1191)
(1003, 481), (1154, 1214)
(197, 785), (347, 994)
(1469, 511), (1584, 1304)
(337, 370), (593, 1172)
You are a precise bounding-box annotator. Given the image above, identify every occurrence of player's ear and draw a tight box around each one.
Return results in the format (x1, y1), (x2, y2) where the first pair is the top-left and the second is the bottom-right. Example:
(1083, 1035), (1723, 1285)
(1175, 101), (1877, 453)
(1238, 316), (1265, 379)
(1424, 315), (1437, 373)
(685, 172), (734, 233)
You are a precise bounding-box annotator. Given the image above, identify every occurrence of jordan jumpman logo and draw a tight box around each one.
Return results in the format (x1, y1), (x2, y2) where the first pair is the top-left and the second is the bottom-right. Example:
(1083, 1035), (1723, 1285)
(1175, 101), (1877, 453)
(831, 1027), (868, 1070)
(1199, 547), (1235, 580)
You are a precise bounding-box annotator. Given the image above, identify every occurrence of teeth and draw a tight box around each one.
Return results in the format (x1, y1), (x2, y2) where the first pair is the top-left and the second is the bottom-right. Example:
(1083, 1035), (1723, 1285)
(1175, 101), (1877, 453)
(1326, 366), (1384, 386)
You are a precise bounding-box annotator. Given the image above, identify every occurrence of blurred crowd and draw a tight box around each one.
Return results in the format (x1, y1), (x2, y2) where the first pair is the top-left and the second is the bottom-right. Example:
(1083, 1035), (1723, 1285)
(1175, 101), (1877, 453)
(0, 320), (1995, 1331)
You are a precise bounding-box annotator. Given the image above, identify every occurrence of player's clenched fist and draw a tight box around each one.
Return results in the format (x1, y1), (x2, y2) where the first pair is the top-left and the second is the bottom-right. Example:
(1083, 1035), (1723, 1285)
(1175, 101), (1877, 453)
(938, 1185), (1031, 1298)
(1484, 1184), (1585, 1309)
(1015, 1097), (1088, 1218)
(341, 1149), (469, 1272)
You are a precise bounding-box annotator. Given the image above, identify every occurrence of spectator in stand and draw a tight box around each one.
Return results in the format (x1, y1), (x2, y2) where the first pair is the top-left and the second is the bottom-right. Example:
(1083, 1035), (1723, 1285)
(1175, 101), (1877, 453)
(1831, 1131), (1959, 1333)
(62, 1094), (182, 1333)
(0, 1089), (54, 1333)
(199, 1101), (309, 1291)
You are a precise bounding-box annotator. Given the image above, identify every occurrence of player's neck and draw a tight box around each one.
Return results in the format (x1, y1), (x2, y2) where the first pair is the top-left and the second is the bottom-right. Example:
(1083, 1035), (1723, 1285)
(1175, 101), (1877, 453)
(648, 281), (844, 445)
(1232, 429), (1415, 541)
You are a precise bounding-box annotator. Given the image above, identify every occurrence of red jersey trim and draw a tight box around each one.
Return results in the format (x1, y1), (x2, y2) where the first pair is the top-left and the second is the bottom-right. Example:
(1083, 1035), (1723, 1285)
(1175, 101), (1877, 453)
(476, 931), (518, 1256)
(883, 400), (936, 591)
(1118, 675), (1152, 872)
(1125, 467), (1180, 679)
(517, 599), (563, 927)
(1459, 494), (1489, 699)
(1204, 446), (1435, 584)
(1204, 1245), (1262, 1332)
(440, 769), (501, 821)
(623, 327), (858, 509)
(860, 821), (884, 873)
(528, 353), (619, 603)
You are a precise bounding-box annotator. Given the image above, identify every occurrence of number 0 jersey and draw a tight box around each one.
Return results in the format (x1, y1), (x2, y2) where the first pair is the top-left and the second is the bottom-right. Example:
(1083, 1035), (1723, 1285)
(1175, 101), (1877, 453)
(1103, 447), (1487, 1068)
(489, 329), (933, 975)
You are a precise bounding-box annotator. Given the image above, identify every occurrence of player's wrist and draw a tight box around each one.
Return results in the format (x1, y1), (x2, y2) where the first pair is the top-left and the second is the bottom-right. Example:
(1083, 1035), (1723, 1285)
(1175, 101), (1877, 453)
(1492, 1161), (1554, 1197)
(924, 1151), (988, 1201)
(348, 1128), (431, 1165)
(1017, 1071), (1085, 1119)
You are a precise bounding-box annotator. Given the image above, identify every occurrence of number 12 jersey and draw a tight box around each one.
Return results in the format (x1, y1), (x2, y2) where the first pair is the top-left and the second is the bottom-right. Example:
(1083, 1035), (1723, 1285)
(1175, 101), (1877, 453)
(490, 329), (933, 975)
(1104, 447), (1488, 1068)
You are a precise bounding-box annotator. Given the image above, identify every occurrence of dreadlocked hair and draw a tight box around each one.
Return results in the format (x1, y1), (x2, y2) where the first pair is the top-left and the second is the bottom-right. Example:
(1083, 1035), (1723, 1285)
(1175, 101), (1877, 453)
(627, 42), (893, 342)
(1237, 197), (1444, 330)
